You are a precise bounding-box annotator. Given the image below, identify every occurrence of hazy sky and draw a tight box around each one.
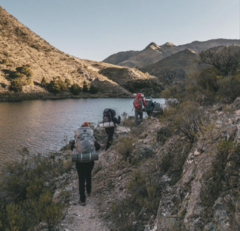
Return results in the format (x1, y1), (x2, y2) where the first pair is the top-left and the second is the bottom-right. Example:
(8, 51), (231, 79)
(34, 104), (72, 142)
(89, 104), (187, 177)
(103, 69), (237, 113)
(0, 0), (239, 61)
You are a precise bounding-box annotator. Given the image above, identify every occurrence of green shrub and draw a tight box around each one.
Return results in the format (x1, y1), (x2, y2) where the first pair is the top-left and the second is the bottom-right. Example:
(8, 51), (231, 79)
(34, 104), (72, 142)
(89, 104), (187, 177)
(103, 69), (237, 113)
(70, 83), (81, 95)
(89, 84), (98, 94)
(121, 112), (134, 129)
(16, 65), (33, 77)
(57, 78), (67, 92)
(8, 65), (33, 81)
(41, 77), (47, 87)
(65, 78), (71, 87)
(115, 137), (135, 161)
(107, 170), (161, 230)
(9, 71), (24, 79)
(171, 101), (203, 143)
(0, 149), (68, 231)
(217, 75), (240, 102)
(48, 78), (67, 94)
(23, 77), (31, 85)
(200, 45), (240, 76)
(9, 79), (23, 92)
(48, 80), (61, 93)
(30, 44), (40, 51)
(1, 59), (8, 64)
(82, 81), (89, 93)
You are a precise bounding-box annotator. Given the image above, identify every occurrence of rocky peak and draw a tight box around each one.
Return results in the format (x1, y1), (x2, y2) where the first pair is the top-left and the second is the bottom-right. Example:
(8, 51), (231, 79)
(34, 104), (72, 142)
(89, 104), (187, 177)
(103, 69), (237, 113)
(145, 42), (160, 50)
(163, 42), (175, 46)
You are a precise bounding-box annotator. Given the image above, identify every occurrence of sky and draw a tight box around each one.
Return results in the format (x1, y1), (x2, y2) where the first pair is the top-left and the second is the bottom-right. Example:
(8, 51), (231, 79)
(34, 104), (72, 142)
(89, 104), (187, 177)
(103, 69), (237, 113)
(0, 0), (239, 61)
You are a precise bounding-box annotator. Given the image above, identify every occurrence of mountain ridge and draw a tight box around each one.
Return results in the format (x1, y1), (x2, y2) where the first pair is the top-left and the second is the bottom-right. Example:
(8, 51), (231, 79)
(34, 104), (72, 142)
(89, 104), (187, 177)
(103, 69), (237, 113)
(0, 6), (161, 101)
(103, 39), (240, 68)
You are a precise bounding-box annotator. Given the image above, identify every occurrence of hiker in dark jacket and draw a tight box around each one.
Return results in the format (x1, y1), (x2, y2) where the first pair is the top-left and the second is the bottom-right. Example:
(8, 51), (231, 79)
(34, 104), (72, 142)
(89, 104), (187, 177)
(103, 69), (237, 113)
(70, 121), (101, 206)
(105, 115), (121, 151)
(145, 96), (155, 117)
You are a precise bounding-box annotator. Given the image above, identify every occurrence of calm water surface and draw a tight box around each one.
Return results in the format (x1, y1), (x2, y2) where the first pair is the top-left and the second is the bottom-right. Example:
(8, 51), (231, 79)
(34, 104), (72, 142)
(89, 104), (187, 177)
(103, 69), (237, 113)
(0, 98), (165, 164)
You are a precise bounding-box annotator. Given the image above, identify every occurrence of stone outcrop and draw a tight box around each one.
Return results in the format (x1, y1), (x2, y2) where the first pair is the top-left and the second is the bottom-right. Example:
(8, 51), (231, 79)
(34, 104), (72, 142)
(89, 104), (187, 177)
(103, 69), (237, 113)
(87, 99), (240, 231)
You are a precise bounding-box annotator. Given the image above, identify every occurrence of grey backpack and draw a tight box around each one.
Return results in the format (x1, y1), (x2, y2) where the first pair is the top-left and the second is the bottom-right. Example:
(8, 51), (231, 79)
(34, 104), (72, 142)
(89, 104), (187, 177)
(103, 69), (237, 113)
(74, 127), (95, 154)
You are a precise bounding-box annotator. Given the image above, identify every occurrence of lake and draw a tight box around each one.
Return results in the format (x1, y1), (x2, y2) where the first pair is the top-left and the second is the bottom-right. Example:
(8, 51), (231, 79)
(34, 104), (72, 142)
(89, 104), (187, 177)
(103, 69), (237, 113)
(0, 98), (165, 165)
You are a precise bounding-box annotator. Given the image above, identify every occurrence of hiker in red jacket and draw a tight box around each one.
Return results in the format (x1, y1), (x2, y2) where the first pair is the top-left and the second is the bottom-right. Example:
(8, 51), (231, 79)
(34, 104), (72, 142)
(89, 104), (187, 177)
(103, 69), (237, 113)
(133, 93), (146, 127)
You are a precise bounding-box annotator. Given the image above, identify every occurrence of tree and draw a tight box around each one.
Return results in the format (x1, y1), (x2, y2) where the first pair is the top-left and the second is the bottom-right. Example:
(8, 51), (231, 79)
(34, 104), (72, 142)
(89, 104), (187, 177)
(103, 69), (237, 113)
(89, 85), (98, 94)
(41, 77), (47, 87)
(82, 81), (89, 93)
(70, 83), (81, 95)
(9, 79), (23, 92)
(200, 45), (240, 76)
(65, 78), (71, 87)
(48, 79), (61, 94)
(57, 78), (67, 92)
(16, 65), (33, 77)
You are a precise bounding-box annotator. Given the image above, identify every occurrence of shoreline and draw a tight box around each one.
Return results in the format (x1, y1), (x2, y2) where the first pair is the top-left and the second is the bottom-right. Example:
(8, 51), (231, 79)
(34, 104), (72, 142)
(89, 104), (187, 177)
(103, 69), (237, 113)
(0, 92), (133, 103)
(0, 92), (162, 103)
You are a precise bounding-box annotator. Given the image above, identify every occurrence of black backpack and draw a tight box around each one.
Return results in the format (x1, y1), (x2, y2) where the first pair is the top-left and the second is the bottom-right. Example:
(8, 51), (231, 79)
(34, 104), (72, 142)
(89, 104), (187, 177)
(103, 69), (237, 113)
(103, 108), (116, 123)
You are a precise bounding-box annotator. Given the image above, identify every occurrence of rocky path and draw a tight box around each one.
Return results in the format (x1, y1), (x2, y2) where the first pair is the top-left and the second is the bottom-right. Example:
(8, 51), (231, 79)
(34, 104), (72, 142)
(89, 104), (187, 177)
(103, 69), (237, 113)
(59, 126), (130, 231)
(59, 176), (109, 231)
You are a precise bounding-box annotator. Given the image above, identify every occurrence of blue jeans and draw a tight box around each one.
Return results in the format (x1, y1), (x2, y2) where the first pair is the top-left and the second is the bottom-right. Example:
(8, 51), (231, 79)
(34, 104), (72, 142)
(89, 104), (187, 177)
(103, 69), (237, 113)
(135, 110), (143, 127)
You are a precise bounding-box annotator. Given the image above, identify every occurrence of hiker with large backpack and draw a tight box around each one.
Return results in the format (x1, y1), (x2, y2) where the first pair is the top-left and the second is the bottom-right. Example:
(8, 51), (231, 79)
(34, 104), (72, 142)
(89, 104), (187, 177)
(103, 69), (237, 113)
(70, 121), (101, 206)
(145, 96), (155, 117)
(102, 108), (121, 151)
(133, 93), (147, 127)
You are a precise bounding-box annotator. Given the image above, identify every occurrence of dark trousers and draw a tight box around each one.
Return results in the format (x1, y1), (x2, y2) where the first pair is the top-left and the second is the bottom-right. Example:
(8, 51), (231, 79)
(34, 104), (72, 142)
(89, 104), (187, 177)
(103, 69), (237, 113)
(105, 127), (115, 150)
(135, 110), (143, 127)
(76, 161), (94, 202)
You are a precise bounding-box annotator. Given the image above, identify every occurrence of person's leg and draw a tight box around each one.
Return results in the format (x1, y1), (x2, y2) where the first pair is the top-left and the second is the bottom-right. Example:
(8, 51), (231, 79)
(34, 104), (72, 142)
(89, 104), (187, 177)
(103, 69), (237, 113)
(135, 110), (138, 127)
(106, 127), (114, 150)
(86, 161), (94, 195)
(139, 111), (143, 119)
(76, 163), (86, 203)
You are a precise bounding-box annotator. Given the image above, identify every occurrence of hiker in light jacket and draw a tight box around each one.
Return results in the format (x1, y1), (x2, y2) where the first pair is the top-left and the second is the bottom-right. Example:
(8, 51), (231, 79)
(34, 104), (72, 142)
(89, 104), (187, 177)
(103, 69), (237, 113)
(70, 121), (101, 206)
(133, 93), (147, 127)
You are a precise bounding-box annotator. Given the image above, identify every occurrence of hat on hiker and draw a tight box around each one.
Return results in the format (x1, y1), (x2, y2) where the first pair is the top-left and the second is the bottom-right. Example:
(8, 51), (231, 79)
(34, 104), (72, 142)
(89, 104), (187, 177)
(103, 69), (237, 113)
(82, 121), (89, 127)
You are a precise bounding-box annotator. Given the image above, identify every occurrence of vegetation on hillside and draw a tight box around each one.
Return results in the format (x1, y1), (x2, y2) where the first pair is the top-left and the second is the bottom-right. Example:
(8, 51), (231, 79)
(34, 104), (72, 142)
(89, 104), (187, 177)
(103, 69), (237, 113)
(161, 45), (240, 104)
(0, 148), (71, 231)
(97, 45), (240, 231)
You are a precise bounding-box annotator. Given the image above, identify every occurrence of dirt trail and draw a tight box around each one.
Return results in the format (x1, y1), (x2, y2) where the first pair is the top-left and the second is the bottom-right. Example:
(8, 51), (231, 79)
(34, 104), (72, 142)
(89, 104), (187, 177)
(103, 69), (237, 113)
(60, 169), (109, 231)
(59, 126), (129, 231)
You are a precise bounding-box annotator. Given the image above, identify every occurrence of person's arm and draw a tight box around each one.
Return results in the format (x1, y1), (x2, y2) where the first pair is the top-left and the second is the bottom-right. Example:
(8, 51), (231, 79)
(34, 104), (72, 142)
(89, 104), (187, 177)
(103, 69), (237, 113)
(113, 116), (121, 124)
(70, 140), (75, 151)
(94, 140), (101, 151)
(142, 98), (147, 107)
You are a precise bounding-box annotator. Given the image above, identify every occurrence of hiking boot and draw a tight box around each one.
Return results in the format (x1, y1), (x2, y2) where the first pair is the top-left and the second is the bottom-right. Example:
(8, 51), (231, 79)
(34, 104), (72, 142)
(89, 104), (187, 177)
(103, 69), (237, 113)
(79, 200), (86, 206)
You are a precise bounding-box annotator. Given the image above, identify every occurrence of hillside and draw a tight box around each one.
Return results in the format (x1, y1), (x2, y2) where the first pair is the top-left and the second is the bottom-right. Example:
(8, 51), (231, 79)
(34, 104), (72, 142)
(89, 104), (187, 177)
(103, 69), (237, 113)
(90, 98), (240, 231)
(103, 39), (240, 68)
(102, 50), (139, 65)
(141, 49), (209, 84)
(0, 6), (161, 101)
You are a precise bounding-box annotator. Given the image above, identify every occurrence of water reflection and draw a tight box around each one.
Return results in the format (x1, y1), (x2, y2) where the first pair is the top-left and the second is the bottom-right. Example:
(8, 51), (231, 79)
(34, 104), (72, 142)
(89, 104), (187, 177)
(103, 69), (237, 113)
(0, 98), (165, 165)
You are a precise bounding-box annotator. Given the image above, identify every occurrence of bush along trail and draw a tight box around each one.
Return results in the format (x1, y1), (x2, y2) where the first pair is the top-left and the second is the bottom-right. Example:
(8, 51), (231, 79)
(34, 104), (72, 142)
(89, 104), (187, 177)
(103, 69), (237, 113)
(67, 98), (240, 231)
(2, 98), (240, 230)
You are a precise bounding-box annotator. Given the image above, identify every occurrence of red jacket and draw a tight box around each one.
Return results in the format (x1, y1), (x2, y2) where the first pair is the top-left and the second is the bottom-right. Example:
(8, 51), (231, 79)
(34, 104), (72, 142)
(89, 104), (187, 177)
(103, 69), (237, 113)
(133, 93), (147, 111)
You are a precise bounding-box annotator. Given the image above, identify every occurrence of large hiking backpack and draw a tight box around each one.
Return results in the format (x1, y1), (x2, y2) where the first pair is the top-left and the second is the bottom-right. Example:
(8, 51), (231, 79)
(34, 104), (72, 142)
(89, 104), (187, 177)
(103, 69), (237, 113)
(153, 102), (163, 116)
(72, 127), (98, 162)
(133, 93), (143, 110)
(103, 108), (116, 123)
(145, 96), (154, 112)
